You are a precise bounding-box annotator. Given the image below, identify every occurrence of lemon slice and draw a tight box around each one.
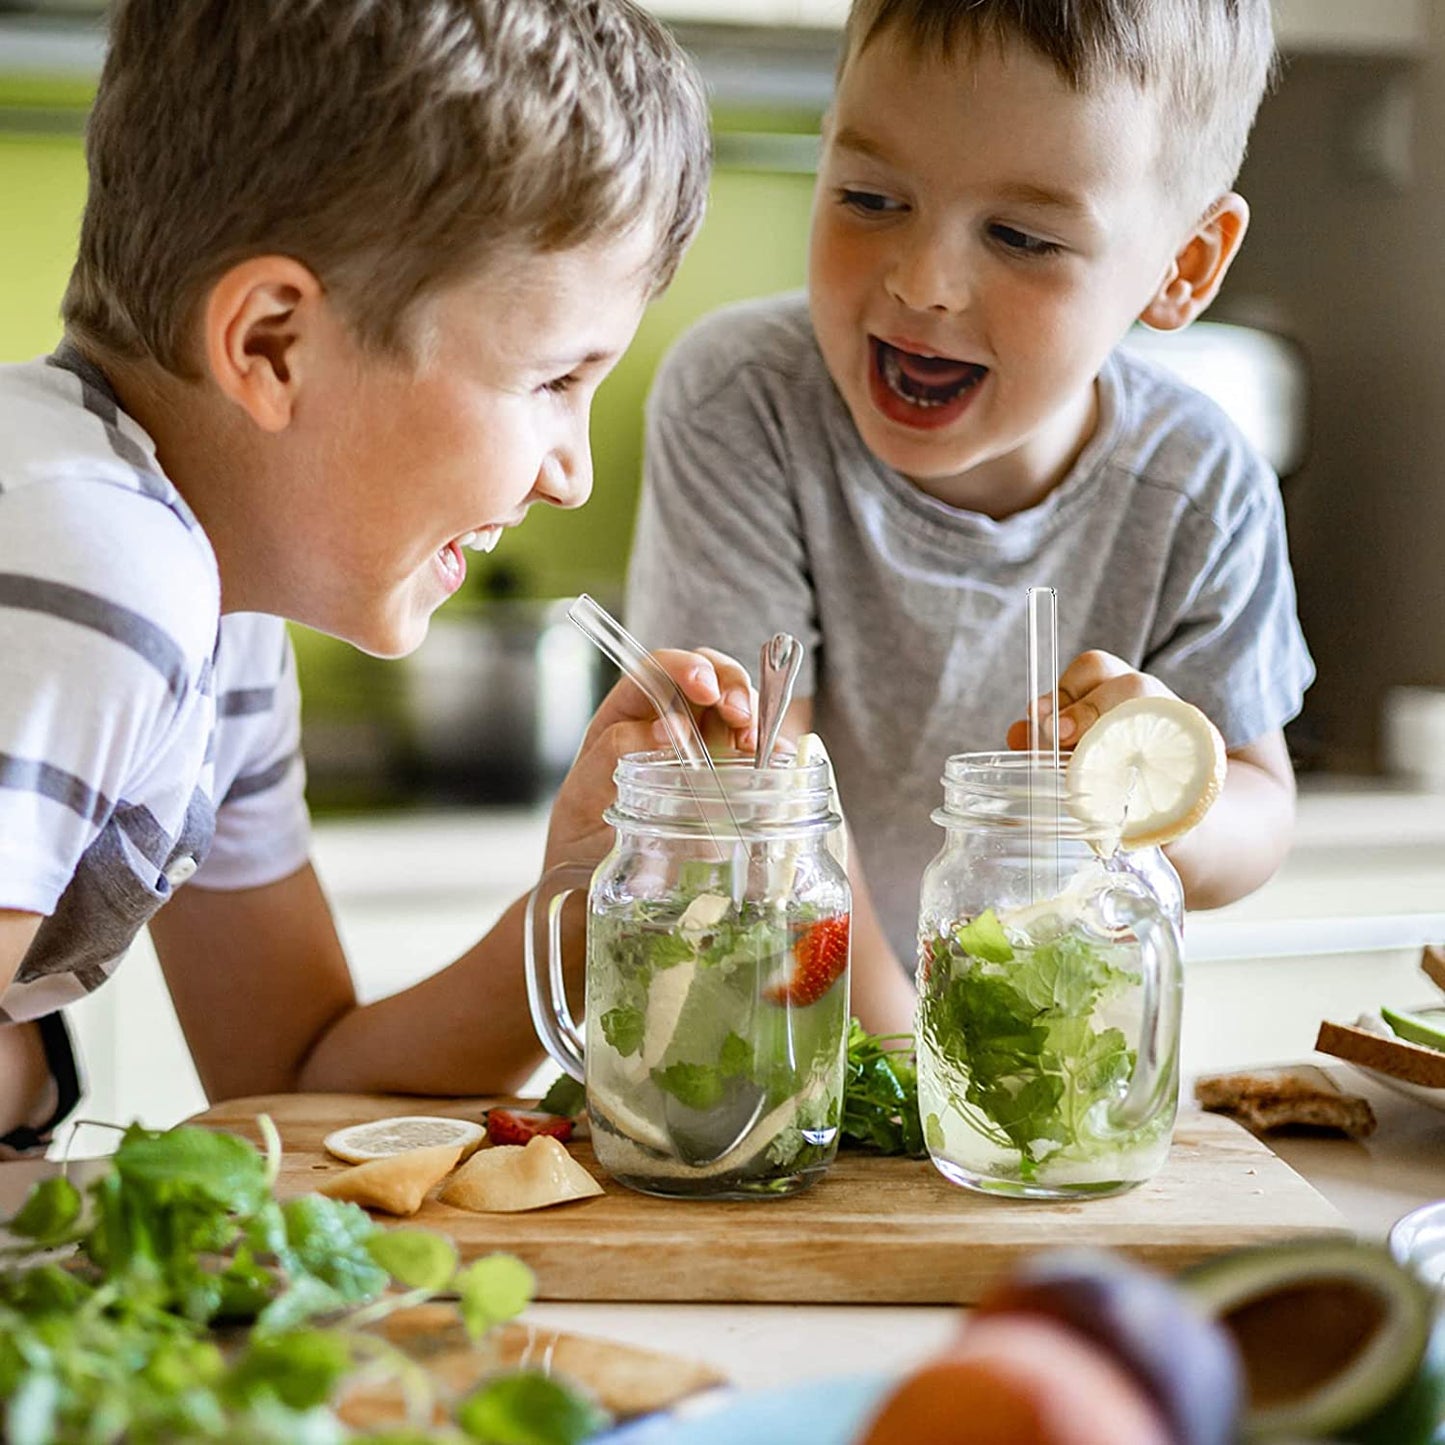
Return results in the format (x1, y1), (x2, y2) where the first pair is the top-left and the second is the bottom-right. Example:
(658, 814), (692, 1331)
(1065, 696), (1226, 849)
(323, 1115), (486, 1164)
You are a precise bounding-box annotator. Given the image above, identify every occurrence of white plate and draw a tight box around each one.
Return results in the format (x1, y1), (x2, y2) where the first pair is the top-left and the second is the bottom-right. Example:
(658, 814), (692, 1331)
(1340, 1061), (1445, 1113)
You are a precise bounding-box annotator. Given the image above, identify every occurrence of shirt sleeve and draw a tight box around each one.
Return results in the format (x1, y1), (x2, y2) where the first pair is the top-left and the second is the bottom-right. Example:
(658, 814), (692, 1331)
(193, 620), (312, 891)
(1144, 482), (1315, 750)
(626, 324), (822, 696)
(0, 481), (207, 915)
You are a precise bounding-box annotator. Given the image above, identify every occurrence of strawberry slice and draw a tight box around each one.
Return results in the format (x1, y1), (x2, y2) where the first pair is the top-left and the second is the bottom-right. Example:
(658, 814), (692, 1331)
(766, 915), (850, 1007)
(485, 1108), (575, 1147)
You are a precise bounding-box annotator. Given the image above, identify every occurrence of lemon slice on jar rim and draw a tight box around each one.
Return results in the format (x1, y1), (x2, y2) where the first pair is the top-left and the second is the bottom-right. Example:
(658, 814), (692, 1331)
(323, 1115), (486, 1164)
(1064, 696), (1227, 850)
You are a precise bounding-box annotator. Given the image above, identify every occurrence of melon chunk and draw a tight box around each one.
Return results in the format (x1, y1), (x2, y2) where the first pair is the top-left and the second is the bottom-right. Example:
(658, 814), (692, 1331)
(438, 1135), (603, 1213)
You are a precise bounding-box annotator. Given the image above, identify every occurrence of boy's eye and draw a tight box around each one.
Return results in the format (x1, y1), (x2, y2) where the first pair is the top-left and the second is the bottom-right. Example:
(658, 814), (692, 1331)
(989, 224), (1063, 257)
(839, 188), (906, 217)
(543, 373), (580, 395)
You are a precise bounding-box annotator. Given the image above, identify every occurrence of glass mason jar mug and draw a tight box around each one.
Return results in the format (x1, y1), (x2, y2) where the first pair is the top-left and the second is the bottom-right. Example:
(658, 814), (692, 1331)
(526, 751), (851, 1200)
(915, 752), (1184, 1200)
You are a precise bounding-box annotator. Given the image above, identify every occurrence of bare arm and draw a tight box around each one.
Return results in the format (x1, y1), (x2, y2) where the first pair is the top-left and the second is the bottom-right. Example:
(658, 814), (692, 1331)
(1009, 650), (1297, 912)
(1160, 731), (1295, 910)
(781, 698), (917, 1039)
(149, 866), (552, 1099)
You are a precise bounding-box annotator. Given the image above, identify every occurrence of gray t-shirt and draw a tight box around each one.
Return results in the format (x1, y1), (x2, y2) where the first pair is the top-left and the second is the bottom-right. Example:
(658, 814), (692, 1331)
(626, 292), (1314, 964)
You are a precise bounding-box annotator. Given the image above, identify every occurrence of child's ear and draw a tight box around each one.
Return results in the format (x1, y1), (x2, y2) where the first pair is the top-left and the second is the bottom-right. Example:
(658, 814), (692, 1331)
(1138, 193), (1250, 332)
(203, 256), (324, 432)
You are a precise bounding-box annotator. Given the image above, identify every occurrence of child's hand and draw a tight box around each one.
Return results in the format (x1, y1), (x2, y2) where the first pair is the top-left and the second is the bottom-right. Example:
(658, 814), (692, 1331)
(1006, 650), (1178, 751)
(545, 647), (756, 868)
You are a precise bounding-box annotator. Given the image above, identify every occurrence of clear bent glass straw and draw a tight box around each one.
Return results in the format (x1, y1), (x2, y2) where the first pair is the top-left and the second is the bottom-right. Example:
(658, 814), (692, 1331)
(1026, 585), (1061, 902)
(568, 594), (747, 897)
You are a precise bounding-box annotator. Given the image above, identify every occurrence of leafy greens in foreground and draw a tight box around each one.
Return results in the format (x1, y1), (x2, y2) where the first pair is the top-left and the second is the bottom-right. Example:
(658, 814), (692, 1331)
(0, 1121), (606, 1444)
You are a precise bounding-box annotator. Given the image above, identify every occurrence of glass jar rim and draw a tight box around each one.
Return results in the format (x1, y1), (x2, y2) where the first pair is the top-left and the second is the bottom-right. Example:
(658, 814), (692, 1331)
(607, 749), (839, 840)
(933, 750), (1122, 840)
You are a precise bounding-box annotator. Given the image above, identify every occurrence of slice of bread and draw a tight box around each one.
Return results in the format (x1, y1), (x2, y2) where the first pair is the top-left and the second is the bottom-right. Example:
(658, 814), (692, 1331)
(1315, 1019), (1445, 1088)
(317, 1141), (465, 1216)
(1194, 1064), (1377, 1138)
(1421, 943), (1445, 996)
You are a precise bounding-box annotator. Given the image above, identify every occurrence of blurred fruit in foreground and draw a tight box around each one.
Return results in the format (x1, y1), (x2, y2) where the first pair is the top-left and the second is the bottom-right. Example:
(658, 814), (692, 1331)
(1181, 1240), (1445, 1444)
(974, 1250), (1241, 1445)
(857, 1314), (1172, 1445)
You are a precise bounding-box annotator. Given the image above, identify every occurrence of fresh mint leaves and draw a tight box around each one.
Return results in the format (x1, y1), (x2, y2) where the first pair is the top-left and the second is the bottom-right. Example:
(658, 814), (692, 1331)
(839, 1021), (926, 1158)
(0, 1122), (606, 1443)
(918, 910), (1142, 1181)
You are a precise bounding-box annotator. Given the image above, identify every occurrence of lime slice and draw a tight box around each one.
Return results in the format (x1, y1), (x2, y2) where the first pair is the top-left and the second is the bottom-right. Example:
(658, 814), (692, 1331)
(323, 1115), (486, 1164)
(1065, 697), (1227, 849)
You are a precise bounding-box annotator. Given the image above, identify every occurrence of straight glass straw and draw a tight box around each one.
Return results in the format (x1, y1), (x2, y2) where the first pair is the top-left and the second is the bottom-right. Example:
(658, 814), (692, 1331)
(1026, 586), (1060, 900)
(567, 594), (746, 895)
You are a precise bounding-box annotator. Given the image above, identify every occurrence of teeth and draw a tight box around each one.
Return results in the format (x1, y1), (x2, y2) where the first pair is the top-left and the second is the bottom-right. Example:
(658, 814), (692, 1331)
(880, 346), (980, 409)
(464, 528), (501, 554)
(882, 348), (947, 408)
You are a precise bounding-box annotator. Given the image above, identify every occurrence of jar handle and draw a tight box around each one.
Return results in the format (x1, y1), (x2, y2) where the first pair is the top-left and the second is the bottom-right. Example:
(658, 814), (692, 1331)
(1107, 890), (1184, 1134)
(523, 861), (595, 1084)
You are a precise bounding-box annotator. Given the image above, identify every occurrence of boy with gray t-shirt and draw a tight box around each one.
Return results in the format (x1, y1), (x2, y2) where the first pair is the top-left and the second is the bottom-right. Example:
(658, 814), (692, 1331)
(627, 0), (1311, 1031)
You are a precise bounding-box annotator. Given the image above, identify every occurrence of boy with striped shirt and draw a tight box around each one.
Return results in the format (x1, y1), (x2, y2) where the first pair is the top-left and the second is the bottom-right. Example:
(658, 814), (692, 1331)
(0, 0), (749, 1150)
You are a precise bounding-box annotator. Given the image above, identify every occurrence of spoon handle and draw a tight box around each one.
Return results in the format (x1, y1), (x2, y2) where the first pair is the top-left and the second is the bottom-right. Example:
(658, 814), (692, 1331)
(754, 632), (804, 768)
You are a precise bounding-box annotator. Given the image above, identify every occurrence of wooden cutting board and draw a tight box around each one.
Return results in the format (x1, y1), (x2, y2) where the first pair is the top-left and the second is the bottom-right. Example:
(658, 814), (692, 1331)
(192, 1094), (1350, 1305)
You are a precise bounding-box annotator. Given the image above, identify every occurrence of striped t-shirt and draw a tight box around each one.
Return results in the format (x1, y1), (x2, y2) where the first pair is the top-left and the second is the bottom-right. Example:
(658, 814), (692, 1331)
(0, 345), (311, 1024)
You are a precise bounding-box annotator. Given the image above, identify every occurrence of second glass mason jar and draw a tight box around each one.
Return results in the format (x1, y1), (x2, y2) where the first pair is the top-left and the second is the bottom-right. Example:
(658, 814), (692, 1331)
(527, 751), (851, 1200)
(915, 753), (1184, 1200)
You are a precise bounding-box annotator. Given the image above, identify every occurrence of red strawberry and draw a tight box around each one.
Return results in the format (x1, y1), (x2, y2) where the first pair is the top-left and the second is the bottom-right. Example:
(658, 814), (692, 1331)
(485, 1108), (575, 1147)
(766, 915), (850, 1007)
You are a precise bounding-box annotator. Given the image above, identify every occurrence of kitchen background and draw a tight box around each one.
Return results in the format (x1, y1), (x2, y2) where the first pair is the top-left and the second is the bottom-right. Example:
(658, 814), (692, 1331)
(3, 0), (1445, 1131)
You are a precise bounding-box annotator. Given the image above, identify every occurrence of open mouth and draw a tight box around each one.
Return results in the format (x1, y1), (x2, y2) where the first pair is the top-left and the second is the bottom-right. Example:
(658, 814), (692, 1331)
(869, 337), (988, 429)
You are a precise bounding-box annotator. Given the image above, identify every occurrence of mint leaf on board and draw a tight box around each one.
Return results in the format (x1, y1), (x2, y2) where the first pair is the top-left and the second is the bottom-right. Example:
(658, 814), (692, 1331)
(455, 1369), (611, 1445)
(536, 1074), (586, 1119)
(839, 1020), (926, 1158)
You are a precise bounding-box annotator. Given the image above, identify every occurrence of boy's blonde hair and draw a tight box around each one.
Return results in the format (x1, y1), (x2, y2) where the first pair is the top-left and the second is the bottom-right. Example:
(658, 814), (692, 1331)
(843, 0), (1274, 210)
(64, 0), (711, 376)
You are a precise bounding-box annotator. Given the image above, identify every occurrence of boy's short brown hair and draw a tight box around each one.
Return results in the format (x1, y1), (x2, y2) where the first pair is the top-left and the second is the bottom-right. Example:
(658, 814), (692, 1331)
(64, 0), (711, 376)
(842, 0), (1274, 212)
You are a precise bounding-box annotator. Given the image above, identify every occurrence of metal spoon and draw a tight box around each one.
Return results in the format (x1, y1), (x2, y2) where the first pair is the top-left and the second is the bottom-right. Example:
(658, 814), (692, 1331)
(666, 635), (808, 1170)
(754, 632), (804, 769)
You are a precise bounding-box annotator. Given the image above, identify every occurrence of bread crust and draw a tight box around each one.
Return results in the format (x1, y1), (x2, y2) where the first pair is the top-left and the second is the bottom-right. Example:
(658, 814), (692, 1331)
(1315, 1020), (1445, 1088)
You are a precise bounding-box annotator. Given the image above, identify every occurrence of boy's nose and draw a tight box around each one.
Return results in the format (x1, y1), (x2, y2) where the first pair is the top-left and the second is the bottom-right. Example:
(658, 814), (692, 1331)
(886, 233), (972, 315)
(536, 449), (591, 510)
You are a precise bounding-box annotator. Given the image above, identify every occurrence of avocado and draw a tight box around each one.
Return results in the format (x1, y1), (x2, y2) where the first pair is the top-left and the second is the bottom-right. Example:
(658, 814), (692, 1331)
(1180, 1240), (1445, 1444)
(1381, 1005), (1445, 1054)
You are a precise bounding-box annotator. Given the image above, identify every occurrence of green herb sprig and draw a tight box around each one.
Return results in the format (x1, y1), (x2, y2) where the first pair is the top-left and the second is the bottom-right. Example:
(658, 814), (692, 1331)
(0, 1121), (606, 1444)
(839, 1020), (926, 1158)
